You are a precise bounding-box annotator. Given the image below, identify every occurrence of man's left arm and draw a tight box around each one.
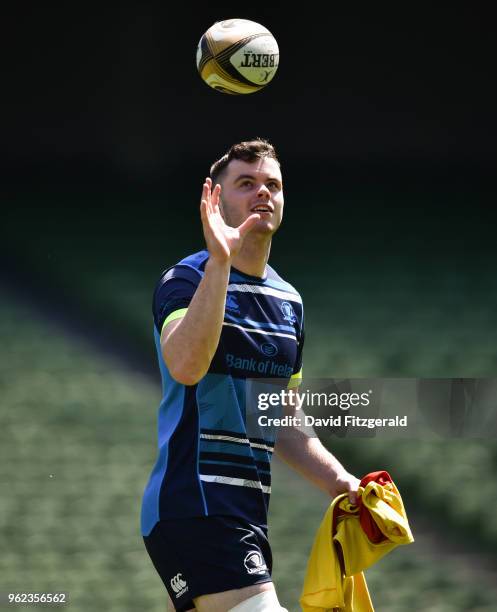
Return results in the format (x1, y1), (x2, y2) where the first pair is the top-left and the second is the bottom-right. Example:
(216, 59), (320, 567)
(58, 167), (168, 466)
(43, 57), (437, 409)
(274, 395), (360, 504)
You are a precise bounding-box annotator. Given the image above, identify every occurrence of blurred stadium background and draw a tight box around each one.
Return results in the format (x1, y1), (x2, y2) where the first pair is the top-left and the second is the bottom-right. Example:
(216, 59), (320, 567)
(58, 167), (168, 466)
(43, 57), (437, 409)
(2, 4), (496, 611)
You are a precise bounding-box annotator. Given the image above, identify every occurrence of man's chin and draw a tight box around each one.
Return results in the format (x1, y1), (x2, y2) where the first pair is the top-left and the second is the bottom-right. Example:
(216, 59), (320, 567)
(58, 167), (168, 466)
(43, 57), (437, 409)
(252, 219), (280, 236)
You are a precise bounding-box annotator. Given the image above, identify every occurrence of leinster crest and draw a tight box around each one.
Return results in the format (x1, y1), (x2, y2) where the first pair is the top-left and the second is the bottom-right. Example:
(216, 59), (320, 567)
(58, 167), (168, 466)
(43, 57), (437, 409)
(280, 301), (297, 323)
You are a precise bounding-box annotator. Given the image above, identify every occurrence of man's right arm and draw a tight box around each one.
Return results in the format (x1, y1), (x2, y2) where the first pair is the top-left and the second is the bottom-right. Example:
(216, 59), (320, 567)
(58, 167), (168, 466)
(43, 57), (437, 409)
(160, 177), (260, 386)
(161, 258), (230, 386)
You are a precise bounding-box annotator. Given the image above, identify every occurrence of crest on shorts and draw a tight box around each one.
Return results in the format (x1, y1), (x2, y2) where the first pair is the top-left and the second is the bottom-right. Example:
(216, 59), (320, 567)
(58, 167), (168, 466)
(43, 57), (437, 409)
(170, 573), (188, 598)
(244, 551), (268, 575)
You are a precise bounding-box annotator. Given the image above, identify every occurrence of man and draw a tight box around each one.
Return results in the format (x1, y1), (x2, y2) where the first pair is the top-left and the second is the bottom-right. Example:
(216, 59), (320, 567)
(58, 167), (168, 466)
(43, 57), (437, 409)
(141, 139), (359, 612)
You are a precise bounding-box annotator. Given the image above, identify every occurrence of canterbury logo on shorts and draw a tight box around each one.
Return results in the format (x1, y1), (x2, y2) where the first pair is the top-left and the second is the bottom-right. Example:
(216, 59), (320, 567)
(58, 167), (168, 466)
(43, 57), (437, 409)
(170, 573), (188, 598)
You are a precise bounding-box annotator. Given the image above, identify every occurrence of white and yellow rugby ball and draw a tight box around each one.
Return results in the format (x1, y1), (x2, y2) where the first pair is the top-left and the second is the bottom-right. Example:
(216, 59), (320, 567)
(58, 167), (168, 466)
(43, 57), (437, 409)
(196, 18), (279, 95)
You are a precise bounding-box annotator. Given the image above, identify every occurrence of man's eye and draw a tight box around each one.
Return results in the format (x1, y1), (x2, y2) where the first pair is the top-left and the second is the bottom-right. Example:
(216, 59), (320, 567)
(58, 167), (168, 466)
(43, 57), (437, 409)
(241, 181), (252, 187)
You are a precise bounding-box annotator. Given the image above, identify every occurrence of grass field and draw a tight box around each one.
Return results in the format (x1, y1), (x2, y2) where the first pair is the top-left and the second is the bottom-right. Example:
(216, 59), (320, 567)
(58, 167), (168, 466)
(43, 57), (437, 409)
(2, 294), (497, 611)
(2, 185), (497, 609)
(4, 186), (497, 380)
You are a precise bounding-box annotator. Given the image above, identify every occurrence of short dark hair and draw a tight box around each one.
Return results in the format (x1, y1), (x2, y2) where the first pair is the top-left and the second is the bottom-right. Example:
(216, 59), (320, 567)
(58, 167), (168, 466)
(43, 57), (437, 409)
(210, 138), (280, 185)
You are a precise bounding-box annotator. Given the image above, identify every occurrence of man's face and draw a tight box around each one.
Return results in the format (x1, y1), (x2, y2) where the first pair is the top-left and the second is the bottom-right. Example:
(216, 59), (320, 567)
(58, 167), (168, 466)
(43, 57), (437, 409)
(218, 157), (284, 235)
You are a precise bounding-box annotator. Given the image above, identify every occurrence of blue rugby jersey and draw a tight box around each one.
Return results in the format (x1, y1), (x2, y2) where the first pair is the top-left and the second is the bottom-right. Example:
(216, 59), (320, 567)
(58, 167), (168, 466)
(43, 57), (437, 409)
(140, 249), (304, 536)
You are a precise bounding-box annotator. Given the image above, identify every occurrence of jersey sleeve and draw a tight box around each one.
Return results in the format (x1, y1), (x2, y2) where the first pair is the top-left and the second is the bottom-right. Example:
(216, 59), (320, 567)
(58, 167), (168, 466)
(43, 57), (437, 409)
(152, 265), (201, 334)
(288, 308), (304, 388)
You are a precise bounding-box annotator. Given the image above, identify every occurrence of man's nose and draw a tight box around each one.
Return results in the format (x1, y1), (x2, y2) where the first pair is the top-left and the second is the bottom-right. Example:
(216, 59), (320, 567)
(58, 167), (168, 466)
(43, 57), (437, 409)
(257, 184), (271, 199)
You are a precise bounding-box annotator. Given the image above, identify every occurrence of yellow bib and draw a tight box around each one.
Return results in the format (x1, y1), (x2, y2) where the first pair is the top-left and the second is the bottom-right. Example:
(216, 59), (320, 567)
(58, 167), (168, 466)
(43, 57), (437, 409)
(300, 474), (414, 611)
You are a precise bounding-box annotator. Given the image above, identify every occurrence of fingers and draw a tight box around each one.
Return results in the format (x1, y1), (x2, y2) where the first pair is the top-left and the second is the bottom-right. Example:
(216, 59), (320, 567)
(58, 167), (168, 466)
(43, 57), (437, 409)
(200, 199), (207, 223)
(211, 182), (221, 211)
(200, 178), (221, 216)
(238, 213), (261, 238)
(200, 180), (223, 241)
(201, 179), (210, 212)
(348, 491), (358, 505)
(347, 478), (361, 505)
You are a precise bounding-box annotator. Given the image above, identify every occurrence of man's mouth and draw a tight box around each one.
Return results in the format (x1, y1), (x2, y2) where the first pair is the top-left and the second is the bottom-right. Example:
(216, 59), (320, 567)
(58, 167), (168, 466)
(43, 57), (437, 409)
(251, 205), (273, 214)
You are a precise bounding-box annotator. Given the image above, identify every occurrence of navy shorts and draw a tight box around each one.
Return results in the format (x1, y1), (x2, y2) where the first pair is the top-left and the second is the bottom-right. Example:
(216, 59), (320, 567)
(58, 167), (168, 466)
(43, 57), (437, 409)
(143, 515), (273, 612)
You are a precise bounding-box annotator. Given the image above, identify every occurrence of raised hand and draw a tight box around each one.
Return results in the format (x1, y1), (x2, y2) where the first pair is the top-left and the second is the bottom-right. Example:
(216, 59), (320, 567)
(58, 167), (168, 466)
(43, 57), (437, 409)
(199, 177), (261, 264)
